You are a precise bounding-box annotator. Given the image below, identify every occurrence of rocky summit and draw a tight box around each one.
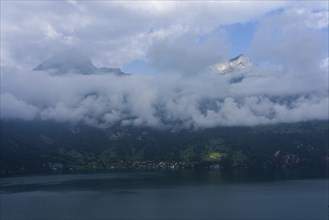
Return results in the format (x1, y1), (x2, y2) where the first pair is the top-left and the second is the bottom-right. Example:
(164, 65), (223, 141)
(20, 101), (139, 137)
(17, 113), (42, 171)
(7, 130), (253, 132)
(211, 54), (254, 74)
(33, 49), (128, 76)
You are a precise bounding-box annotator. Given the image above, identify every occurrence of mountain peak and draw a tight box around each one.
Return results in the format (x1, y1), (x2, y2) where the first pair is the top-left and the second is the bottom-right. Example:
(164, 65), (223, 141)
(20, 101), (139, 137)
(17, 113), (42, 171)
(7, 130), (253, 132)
(33, 49), (97, 74)
(212, 54), (254, 74)
(229, 54), (247, 62)
(33, 49), (128, 76)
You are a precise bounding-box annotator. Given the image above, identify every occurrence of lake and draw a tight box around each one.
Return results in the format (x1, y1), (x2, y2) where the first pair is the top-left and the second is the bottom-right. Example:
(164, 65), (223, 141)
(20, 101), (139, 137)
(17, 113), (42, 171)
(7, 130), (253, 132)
(0, 170), (327, 220)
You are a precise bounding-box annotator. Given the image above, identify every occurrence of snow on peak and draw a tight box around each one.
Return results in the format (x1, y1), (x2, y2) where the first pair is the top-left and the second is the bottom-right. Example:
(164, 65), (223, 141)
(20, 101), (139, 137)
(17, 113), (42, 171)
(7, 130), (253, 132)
(212, 54), (254, 74)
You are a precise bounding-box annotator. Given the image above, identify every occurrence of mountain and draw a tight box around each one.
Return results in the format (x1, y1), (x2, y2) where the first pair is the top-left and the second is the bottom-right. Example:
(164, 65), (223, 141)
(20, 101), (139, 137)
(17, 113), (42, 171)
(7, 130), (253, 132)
(1, 120), (328, 176)
(33, 49), (128, 76)
(211, 54), (255, 74)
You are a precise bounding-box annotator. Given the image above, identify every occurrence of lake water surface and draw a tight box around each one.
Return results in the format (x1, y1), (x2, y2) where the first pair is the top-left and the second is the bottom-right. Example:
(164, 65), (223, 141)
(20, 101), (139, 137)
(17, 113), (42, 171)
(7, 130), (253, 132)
(1, 170), (328, 220)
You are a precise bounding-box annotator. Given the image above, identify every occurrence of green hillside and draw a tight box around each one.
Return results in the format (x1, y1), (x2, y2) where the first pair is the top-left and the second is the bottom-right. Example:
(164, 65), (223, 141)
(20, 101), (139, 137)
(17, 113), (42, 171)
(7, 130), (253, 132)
(1, 120), (328, 176)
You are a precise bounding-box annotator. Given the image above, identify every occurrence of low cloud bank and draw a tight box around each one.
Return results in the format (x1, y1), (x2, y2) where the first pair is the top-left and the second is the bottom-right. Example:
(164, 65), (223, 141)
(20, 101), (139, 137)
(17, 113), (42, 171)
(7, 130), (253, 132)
(1, 62), (328, 129)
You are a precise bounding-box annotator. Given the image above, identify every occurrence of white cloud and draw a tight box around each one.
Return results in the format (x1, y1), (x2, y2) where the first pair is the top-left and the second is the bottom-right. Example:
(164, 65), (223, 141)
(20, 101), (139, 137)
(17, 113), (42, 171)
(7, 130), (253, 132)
(249, 8), (328, 74)
(0, 1), (289, 69)
(304, 10), (329, 29)
(1, 1), (328, 129)
(147, 28), (230, 74)
(67, 0), (77, 6)
(41, 23), (62, 40)
(1, 62), (327, 129)
(0, 93), (39, 120)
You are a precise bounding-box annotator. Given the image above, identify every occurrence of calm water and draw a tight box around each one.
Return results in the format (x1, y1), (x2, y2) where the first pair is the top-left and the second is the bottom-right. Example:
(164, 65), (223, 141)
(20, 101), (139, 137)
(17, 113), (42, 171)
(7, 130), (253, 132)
(0, 170), (328, 220)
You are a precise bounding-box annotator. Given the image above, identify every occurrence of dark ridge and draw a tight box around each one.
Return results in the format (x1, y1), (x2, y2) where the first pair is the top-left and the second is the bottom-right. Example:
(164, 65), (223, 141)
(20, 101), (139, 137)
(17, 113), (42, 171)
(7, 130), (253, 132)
(229, 54), (245, 62)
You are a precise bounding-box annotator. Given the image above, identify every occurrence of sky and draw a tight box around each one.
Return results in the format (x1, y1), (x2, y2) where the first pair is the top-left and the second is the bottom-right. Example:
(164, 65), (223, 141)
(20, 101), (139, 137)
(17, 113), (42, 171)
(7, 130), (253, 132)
(1, 1), (328, 129)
